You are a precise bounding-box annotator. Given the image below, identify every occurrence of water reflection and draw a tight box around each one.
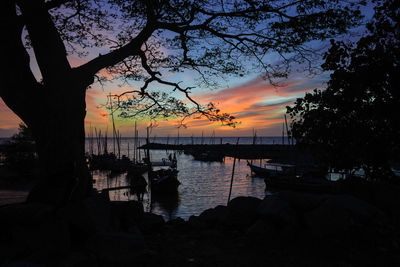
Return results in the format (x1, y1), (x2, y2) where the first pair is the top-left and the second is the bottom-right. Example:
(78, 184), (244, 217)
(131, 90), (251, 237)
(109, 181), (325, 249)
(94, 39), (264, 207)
(151, 191), (180, 221)
(92, 151), (267, 220)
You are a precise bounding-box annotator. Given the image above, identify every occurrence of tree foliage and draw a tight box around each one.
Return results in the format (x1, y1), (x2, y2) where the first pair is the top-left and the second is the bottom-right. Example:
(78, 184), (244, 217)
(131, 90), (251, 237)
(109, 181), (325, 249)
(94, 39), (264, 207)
(287, 0), (400, 179)
(0, 0), (366, 204)
(3, 124), (37, 170)
(11, 0), (364, 124)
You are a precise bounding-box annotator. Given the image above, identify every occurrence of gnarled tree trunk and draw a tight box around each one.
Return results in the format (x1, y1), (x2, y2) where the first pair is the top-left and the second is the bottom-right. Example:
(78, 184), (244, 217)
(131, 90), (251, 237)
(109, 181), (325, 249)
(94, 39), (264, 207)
(0, 1), (94, 207)
(27, 81), (92, 206)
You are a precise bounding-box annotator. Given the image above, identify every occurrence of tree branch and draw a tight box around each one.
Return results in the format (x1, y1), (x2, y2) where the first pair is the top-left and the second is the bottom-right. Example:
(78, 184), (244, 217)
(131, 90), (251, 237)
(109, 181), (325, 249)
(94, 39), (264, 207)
(76, 24), (155, 83)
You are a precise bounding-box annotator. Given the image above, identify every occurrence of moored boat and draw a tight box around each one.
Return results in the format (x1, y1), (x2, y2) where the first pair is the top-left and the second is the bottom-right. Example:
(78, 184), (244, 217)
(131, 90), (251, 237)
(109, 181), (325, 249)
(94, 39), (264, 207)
(247, 161), (294, 177)
(149, 168), (180, 193)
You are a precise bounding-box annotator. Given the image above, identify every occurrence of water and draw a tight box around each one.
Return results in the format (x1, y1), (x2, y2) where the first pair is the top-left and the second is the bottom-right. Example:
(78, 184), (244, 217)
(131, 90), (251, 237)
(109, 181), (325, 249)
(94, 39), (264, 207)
(89, 137), (281, 220)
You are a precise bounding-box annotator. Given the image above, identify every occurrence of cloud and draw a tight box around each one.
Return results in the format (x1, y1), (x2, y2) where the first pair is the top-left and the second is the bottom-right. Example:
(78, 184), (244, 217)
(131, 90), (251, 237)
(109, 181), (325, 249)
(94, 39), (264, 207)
(0, 99), (22, 137)
(179, 74), (327, 135)
(81, 72), (328, 137)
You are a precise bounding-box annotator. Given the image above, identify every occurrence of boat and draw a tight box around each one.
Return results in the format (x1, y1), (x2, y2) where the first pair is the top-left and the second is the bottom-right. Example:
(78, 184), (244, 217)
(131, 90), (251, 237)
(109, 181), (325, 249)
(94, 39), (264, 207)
(147, 153), (180, 193)
(149, 168), (180, 193)
(247, 161), (294, 177)
(186, 149), (224, 162)
(248, 160), (334, 193)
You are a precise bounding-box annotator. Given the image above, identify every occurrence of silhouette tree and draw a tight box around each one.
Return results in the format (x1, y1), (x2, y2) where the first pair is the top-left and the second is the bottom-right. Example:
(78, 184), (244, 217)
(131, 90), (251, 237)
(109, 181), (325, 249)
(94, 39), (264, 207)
(1, 0), (364, 206)
(287, 0), (400, 180)
(3, 123), (37, 171)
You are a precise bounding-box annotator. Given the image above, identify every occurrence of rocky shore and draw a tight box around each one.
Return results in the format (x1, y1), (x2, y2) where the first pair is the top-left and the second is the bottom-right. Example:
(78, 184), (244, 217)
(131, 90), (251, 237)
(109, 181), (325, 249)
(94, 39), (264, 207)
(1, 184), (400, 266)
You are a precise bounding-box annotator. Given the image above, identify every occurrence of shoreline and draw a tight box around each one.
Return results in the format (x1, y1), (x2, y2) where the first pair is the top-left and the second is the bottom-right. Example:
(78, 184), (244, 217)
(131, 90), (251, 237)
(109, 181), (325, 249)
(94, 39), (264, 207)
(1, 188), (399, 266)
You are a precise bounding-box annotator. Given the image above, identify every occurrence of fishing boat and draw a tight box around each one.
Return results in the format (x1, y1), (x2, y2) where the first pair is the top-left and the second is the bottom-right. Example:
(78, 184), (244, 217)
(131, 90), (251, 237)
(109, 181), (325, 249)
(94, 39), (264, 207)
(248, 160), (334, 193)
(147, 153), (180, 193)
(186, 149), (224, 162)
(247, 161), (294, 177)
(149, 167), (180, 193)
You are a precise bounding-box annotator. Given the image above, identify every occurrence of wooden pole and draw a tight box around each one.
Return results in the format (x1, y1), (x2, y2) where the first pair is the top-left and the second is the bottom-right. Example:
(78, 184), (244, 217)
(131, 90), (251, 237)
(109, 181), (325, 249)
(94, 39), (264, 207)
(228, 137), (240, 204)
(284, 114), (290, 145)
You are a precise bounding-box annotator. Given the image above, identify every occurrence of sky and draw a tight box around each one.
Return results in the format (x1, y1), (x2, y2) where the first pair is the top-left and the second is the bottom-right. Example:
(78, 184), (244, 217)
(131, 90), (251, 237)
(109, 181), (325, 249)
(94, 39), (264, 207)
(0, 1), (374, 138)
(0, 70), (328, 138)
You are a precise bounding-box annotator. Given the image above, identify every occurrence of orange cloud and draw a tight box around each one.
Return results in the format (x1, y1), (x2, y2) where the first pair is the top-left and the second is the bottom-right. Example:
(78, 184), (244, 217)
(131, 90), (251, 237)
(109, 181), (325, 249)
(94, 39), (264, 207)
(0, 99), (22, 137)
(82, 74), (325, 137)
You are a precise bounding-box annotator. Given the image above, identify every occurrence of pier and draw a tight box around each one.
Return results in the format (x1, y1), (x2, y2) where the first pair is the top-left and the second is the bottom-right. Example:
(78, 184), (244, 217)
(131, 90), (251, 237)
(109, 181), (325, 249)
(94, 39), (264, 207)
(139, 143), (311, 162)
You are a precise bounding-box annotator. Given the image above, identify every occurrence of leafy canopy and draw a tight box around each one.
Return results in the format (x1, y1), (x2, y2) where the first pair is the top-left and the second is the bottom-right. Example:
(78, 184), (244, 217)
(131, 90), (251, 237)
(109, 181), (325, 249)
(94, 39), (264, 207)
(287, 0), (400, 179)
(41, 0), (365, 124)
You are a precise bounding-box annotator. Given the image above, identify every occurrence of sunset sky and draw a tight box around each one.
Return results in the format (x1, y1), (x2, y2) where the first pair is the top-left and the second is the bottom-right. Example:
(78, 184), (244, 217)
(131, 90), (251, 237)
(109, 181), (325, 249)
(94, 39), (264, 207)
(0, 2), (373, 138)
(0, 69), (327, 138)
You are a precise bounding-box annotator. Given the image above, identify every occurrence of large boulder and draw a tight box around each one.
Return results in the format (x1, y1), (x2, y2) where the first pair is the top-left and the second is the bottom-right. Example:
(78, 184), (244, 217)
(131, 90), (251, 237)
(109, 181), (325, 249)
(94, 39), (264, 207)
(85, 231), (145, 264)
(246, 219), (277, 240)
(57, 192), (113, 237)
(304, 195), (382, 238)
(257, 195), (298, 226)
(83, 192), (112, 232)
(219, 196), (262, 229)
(0, 202), (54, 226)
(139, 212), (165, 233)
(0, 202), (70, 262)
(198, 205), (227, 226)
(4, 219), (70, 262)
(110, 200), (144, 231)
(277, 191), (326, 213)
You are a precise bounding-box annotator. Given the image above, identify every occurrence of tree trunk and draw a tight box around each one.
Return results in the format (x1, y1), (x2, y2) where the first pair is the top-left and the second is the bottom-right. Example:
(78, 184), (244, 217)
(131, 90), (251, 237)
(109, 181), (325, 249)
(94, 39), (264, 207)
(27, 82), (92, 207)
(0, 1), (94, 207)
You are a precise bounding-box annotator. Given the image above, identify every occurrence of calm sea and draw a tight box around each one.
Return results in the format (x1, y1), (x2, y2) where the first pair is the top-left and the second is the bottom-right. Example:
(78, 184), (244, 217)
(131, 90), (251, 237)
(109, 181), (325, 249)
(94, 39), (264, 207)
(0, 137), (287, 220)
(89, 136), (284, 220)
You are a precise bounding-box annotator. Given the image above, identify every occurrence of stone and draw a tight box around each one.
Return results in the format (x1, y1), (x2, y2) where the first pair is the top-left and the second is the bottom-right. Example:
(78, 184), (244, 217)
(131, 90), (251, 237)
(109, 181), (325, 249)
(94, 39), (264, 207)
(188, 215), (207, 230)
(83, 192), (112, 232)
(246, 219), (277, 240)
(0, 202), (54, 226)
(257, 195), (298, 226)
(228, 196), (262, 212)
(219, 196), (262, 229)
(304, 195), (381, 238)
(111, 200), (144, 231)
(139, 212), (165, 233)
(278, 191), (326, 213)
(198, 205), (227, 225)
(11, 218), (70, 260)
(85, 231), (145, 263)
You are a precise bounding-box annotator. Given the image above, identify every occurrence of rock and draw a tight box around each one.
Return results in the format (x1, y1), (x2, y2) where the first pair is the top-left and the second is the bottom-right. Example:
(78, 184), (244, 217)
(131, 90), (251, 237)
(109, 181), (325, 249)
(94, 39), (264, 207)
(198, 244), (222, 257)
(199, 229), (223, 239)
(139, 212), (165, 233)
(220, 197), (262, 228)
(111, 200), (144, 231)
(0, 202), (54, 226)
(198, 205), (227, 226)
(83, 192), (112, 232)
(304, 195), (381, 238)
(257, 195), (298, 226)
(55, 192), (114, 238)
(167, 217), (186, 227)
(228, 196), (262, 212)
(188, 215), (207, 230)
(278, 191), (326, 213)
(246, 219), (276, 240)
(11, 218), (70, 261)
(85, 231), (145, 263)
